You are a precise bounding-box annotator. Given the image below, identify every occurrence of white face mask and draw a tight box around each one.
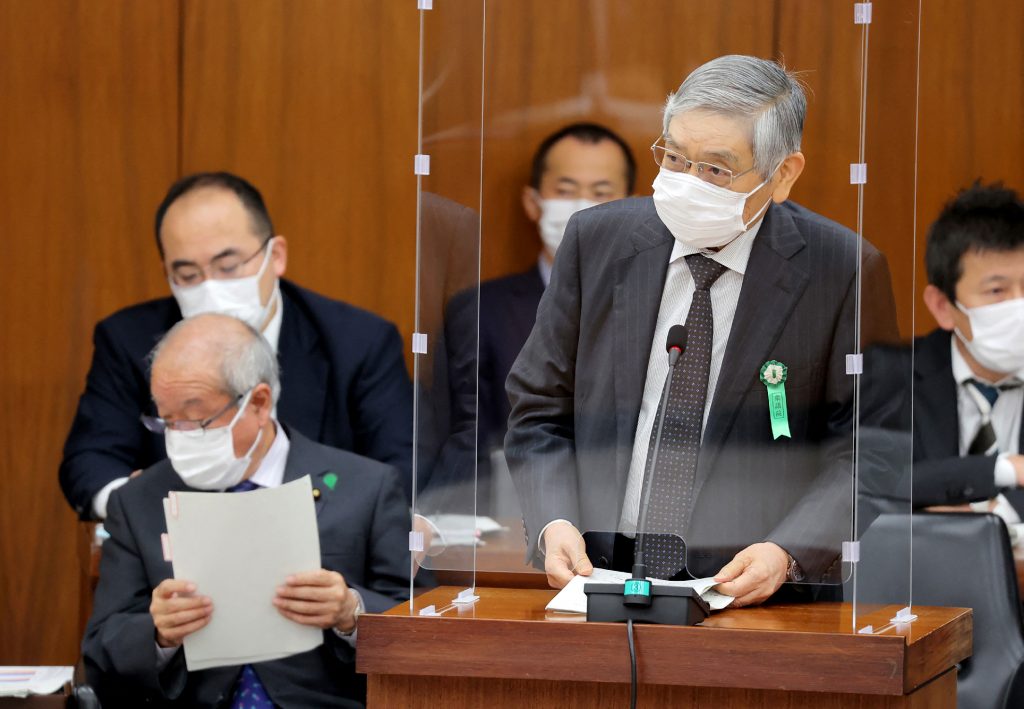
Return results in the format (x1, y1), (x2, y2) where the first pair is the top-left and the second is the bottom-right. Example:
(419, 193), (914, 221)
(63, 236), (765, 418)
(538, 198), (598, 255)
(652, 168), (774, 249)
(955, 298), (1024, 376)
(165, 390), (263, 490)
(170, 240), (276, 329)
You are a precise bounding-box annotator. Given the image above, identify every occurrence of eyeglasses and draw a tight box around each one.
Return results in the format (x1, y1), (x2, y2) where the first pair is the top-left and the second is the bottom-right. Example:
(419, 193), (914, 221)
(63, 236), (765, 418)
(170, 237), (272, 287)
(141, 394), (243, 436)
(651, 140), (756, 188)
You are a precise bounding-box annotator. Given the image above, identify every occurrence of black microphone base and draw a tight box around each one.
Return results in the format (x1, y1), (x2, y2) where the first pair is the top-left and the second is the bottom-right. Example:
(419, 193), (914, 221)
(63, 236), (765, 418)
(584, 583), (710, 626)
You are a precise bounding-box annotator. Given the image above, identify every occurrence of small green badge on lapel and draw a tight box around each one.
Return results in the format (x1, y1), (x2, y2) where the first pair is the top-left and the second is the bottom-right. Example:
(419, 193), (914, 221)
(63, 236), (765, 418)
(759, 360), (792, 440)
(323, 473), (338, 491)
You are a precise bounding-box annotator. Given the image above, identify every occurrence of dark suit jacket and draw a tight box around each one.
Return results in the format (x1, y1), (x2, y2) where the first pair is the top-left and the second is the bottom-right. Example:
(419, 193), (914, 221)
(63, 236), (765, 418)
(867, 328), (1024, 510)
(415, 266), (545, 516)
(60, 279), (414, 517)
(505, 197), (898, 582)
(82, 429), (410, 708)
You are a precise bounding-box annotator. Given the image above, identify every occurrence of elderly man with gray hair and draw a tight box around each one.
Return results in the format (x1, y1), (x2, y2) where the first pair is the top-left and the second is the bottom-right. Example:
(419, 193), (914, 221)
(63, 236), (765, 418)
(83, 313), (409, 708)
(505, 55), (898, 604)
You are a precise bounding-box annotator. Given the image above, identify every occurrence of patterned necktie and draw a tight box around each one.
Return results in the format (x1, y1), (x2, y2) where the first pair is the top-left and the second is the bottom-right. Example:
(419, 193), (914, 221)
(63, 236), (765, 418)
(226, 480), (275, 709)
(967, 380), (1021, 455)
(641, 254), (727, 579)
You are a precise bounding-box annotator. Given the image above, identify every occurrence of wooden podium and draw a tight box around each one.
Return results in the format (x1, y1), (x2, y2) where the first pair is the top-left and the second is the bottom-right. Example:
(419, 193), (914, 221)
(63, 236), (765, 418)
(358, 586), (971, 708)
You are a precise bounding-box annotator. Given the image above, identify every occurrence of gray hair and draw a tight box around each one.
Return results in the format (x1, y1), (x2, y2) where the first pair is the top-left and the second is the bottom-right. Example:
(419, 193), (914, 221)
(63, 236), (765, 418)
(662, 55), (806, 179)
(150, 314), (281, 403)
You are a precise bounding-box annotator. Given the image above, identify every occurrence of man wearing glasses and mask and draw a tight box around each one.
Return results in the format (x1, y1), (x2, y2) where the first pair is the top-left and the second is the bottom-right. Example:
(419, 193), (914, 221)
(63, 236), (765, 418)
(505, 55), (898, 605)
(60, 172), (413, 520)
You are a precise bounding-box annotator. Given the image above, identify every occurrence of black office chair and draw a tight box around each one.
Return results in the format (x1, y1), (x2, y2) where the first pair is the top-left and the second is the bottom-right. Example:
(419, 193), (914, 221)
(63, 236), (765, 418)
(853, 513), (1024, 709)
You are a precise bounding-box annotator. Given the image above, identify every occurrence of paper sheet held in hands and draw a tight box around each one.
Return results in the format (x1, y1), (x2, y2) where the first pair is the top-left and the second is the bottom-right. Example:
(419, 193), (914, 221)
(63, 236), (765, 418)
(545, 567), (734, 614)
(163, 476), (322, 671)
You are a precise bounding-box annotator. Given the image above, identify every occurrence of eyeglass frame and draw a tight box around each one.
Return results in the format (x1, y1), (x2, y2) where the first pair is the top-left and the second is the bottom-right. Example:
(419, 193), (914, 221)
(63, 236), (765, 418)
(141, 392), (244, 435)
(650, 138), (758, 188)
(168, 236), (274, 287)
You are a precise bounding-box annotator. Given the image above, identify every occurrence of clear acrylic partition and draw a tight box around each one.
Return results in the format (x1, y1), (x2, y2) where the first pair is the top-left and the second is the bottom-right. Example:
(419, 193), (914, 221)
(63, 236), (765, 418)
(847, 0), (922, 633)
(413, 1), (920, 631)
(410, 0), (486, 609)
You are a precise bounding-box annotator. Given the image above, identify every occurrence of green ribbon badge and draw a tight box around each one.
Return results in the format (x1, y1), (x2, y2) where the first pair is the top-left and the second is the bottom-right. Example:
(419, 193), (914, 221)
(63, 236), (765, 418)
(323, 472), (338, 491)
(759, 360), (792, 440)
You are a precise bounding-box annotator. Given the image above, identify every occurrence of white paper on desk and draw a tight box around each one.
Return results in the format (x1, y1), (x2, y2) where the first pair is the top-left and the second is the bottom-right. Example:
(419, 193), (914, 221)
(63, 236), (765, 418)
(0, 666), (73, 697)
(429, 514), (507, 547)
(163, 476), (322, 671)
(545, 567), (735, 614)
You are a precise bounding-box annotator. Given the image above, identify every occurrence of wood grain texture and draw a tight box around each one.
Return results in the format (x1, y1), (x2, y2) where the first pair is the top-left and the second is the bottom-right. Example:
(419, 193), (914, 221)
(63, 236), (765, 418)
(358, 587), (970, 697)
(367, 669), (956, 709)
(0, 0), (179, 664)
(180, 0), (420, 347)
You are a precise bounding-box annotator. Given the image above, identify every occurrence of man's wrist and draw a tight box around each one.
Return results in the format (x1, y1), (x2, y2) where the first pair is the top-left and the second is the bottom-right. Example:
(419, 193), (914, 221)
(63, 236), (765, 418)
(333, 588), (364, 636)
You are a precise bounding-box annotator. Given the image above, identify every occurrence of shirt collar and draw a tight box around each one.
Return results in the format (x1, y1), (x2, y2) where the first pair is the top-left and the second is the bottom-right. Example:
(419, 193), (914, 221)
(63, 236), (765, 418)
(248, 420), (290, 489)
(668, 216), (763, 275)
(260, 283), (284, 354)
(538, 253), (553, 288)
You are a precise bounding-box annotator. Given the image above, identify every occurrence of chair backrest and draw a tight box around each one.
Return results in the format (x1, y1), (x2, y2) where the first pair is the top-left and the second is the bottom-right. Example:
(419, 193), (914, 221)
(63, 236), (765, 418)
(853, 513), (1024, 709)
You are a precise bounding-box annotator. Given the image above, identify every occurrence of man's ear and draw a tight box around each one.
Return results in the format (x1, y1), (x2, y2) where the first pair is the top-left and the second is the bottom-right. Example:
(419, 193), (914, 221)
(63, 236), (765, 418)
(522, 186), (541, 223)
(923, 284), (958, 332)
(251, 383), (275, 425)
(769, 151), (806, 203)
(270, 236), (288, 277)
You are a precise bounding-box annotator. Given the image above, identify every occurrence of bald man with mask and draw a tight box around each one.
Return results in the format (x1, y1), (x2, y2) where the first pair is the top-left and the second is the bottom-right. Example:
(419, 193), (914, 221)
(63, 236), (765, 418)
(83, 313), (409, 708)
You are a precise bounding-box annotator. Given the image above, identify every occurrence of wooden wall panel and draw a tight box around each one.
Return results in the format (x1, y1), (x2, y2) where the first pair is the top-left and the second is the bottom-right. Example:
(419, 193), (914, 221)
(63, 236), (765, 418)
(0, 0), (180, 663)
(910, 0), (1024, 334)
(179, 0), (420, 345)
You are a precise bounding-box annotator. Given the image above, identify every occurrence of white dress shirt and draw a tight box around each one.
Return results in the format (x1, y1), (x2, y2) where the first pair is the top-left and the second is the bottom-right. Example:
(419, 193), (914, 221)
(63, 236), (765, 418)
(951, 339), (1023, 523)
(618, 221), (762, 533)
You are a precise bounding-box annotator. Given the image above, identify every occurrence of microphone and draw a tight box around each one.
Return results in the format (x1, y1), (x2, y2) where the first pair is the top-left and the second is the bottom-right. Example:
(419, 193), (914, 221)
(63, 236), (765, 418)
(626, 325), (687, 606)
(584, 323), (709, 625)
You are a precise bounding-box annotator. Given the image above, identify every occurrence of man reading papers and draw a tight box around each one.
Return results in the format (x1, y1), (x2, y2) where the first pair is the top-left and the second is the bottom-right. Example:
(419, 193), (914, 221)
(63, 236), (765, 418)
(83, 314), (409, 708)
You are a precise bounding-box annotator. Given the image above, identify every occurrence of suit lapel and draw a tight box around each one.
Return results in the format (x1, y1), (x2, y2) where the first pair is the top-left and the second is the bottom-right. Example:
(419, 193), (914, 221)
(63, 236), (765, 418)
(613, 214), (674, 488)
(695, 205), (809, 496)
(914, 331), (961, 458)
(282, 429), (333, 518)
(277, 289), (330, 441)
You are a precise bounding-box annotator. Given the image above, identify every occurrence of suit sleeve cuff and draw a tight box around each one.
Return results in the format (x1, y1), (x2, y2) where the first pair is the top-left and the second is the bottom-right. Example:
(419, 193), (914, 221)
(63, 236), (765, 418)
(92, 477), (131, 520)
(995, 453), (1017, 488)
(154, 643), (179, 671)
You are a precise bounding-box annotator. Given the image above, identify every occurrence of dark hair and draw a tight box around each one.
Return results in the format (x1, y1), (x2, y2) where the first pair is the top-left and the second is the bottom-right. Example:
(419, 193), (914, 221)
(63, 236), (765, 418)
(529, 122), (637, 194)
(925, 181), (1024, 302)
(153, 172), (274, 257)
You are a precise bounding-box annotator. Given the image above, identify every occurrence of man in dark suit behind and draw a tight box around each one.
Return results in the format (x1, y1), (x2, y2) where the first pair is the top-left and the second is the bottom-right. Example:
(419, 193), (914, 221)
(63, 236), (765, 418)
(60, 172), (414, 519)
(505, 55), (898, 605)
(898, 183), (1024, 518)
(83, 313), (409, 708)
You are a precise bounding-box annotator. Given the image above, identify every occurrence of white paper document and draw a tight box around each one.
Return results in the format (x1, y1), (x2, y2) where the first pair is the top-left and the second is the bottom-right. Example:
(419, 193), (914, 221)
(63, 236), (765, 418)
(0, 666), (73, 697)
(429, 514), (507, 547)
(545, 567), (735, 614)
(163, 476), (322, 671)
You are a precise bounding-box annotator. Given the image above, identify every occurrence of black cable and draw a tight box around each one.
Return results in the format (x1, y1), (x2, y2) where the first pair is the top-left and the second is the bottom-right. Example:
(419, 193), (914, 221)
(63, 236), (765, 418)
(627, 619), (637, 709)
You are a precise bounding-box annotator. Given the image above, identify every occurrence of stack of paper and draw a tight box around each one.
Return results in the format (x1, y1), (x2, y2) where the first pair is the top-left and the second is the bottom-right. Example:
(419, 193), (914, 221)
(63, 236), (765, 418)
(429, 514), (507, 547)
(163, 476), (323, 670)
(545, 567), (735, 614)
(0, 667), (73, 697)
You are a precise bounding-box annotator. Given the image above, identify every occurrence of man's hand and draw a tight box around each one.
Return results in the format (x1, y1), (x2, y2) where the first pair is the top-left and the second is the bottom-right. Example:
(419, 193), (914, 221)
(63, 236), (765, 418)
(151, 579), (212, 648)
(274, 569), (358, 632)
(713, 542), (789, 607)
(129, 469), (143, 479)
(1011, 455), (1024, 487)
(542, 522), (592, 589)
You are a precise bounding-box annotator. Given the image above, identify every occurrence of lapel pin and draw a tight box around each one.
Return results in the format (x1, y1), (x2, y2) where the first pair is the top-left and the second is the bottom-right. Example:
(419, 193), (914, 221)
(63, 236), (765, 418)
(759, 360), (792, 440)
(312, 488), (321, 500)
(323, 473), (338, 491)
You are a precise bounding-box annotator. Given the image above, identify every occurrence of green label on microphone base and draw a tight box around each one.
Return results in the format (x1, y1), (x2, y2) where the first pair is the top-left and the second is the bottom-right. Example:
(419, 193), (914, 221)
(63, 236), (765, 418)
(623, 579), (651, 597)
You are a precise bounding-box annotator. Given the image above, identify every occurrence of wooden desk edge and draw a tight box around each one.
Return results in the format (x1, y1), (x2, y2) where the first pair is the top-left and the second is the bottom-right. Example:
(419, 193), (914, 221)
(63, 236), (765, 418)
(358, 594), (971, 697)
